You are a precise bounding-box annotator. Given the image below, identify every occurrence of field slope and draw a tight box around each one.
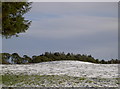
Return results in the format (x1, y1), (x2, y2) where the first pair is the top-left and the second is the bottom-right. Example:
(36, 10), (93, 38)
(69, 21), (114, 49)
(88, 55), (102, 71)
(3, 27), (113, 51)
(0, 60), (119, 87)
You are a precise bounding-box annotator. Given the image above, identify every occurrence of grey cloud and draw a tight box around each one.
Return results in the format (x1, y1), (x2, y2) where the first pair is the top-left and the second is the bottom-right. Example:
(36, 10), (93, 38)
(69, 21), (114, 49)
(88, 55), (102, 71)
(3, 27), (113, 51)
(27, 2), (117, 17)
(26, 15), (117, 39)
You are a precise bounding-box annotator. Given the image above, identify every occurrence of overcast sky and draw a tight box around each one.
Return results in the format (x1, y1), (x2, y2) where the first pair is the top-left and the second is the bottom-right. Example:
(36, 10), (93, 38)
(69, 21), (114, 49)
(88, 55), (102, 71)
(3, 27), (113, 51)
(2, 2), (118, 60)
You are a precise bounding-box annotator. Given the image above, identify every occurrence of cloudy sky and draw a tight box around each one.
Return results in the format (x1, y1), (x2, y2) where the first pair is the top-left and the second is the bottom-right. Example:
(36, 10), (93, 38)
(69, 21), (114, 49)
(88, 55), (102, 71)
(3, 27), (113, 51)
(3, 2), (118, 60)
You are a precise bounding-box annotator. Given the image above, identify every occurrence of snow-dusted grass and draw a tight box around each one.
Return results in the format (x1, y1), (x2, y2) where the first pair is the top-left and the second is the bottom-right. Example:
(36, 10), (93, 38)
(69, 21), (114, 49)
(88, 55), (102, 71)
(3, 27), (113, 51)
(1, 61), (118, 78)
(2, 74), (119, 87)
(0, 60), (119, 87)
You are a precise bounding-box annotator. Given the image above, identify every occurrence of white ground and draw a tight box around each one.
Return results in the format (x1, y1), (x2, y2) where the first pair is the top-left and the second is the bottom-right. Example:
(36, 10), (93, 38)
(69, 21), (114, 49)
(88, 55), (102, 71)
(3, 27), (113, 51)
(0, 60), (118, 78)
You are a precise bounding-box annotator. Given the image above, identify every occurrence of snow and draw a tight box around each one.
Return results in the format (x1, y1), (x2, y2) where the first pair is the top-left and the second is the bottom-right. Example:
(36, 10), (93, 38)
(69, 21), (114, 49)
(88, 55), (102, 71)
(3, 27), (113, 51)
(1, 60), (118, 78)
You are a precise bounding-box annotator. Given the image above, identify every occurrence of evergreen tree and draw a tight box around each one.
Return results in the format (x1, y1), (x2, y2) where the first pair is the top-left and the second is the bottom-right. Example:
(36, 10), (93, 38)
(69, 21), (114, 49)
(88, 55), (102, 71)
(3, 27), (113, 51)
(2, 2), (32, 38)
(11, 53), (22, 64)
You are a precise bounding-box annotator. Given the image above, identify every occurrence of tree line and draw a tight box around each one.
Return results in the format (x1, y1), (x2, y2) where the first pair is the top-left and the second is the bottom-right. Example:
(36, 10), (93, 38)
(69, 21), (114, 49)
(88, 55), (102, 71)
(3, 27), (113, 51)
(0, 52), (119, 64)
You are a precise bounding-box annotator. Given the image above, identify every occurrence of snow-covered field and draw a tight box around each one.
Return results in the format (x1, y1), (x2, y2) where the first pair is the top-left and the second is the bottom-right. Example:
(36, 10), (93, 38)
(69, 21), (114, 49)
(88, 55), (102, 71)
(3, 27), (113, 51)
(0, 61), (119, 87)
(1, 61), (118, 78)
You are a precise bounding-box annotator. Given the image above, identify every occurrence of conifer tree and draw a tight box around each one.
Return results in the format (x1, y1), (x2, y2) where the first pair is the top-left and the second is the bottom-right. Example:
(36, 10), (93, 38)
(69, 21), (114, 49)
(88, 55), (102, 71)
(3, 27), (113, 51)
(2, 2), (32, 38)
